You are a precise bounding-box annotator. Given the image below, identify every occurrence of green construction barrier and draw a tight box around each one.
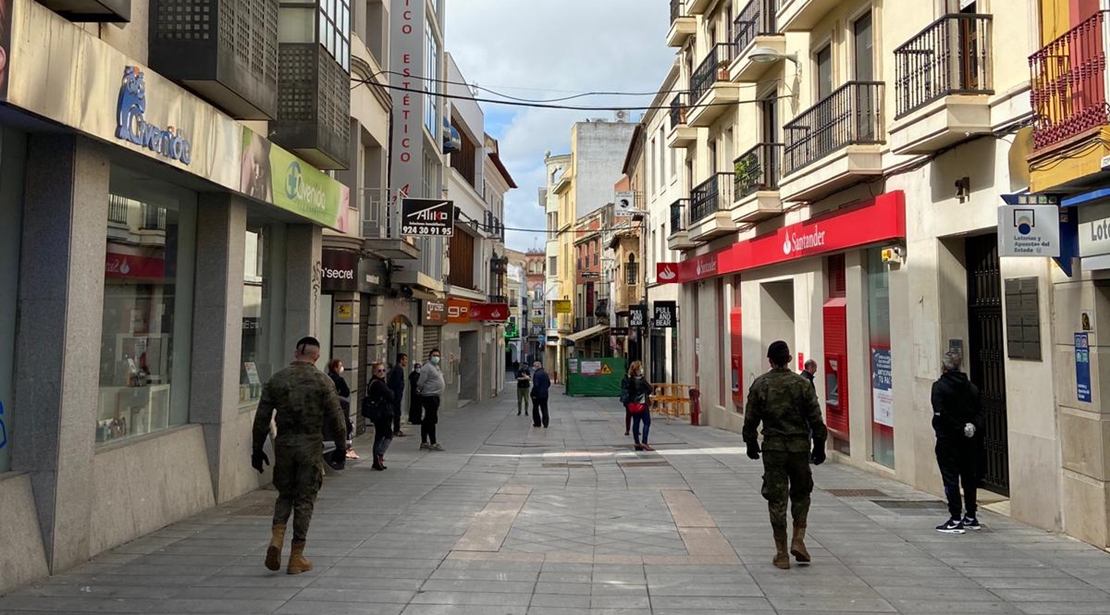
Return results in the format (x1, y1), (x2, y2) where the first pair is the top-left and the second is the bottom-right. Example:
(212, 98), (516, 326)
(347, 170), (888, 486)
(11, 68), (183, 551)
(564, 357), (627, 397)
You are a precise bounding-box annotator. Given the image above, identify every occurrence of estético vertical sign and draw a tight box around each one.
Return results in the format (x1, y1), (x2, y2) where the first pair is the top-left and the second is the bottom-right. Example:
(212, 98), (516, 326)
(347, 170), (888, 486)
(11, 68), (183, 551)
(389, 0), (428, 201)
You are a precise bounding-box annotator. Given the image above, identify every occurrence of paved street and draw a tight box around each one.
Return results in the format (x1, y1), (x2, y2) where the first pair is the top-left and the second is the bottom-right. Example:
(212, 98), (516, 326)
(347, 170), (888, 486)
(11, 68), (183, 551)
(3, 384), (1110, 615)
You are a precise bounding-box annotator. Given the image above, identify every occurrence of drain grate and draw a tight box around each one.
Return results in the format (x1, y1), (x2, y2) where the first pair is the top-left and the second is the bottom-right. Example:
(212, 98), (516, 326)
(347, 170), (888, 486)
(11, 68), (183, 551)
(826, 488), (886, 497)
(229, 504), (272, 517)
(617, 460), (671, 468)
(871, 500), (948, 510)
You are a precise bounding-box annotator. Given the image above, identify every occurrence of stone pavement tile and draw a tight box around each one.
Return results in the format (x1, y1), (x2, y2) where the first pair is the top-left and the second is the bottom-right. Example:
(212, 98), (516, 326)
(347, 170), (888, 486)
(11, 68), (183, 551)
(307, 576), (425, 590)
(758, 584), (884, 598)
(409, 590), (532, 606)
(6, 584), (182, 599)
(957, 567), (1073, 578)
(143, 598), (290, 613)
(873, 586), (1003, 602)
(537, 571), (591, 584)
(1013, 604), (1110, 615)
(766, 595), (897, 613)
(291, 588), (416, 604)
(992, 588), (1110, 602)
(429, 568), (538, 582)
(0, 596), (161, 612)
(886, 599), (1023, 614)
(534, 582), (590, 594)
(530, 592), (591, 608)
(650, 596), (776, 611)
(276, 603), (405, 615)
(420, 579), (535, 593)
(170, 586), (303, 601)
(973, 577), (1099, 590)
(590, 594), (649, 609)
(647, 583), (765, 597)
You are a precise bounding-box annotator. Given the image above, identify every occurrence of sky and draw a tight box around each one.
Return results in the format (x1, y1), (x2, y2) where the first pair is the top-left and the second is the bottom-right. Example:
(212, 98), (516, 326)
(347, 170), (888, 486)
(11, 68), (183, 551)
(444, 0), (676, 253)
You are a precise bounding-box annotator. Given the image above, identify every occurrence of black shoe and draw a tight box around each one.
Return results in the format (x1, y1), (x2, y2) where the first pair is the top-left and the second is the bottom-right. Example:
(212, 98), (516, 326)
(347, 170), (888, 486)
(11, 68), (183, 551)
(935, 518), (965, 534)
(961, 516), (981, 530)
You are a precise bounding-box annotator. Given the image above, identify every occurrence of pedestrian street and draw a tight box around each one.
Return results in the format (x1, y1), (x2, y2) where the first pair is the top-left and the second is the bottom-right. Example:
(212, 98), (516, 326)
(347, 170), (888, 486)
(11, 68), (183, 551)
(3, 385), (1110, 615)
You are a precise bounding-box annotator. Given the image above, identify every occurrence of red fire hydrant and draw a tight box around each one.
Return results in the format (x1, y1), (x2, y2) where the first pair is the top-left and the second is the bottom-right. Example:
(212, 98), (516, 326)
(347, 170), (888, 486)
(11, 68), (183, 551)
(689, 388), (701, 426)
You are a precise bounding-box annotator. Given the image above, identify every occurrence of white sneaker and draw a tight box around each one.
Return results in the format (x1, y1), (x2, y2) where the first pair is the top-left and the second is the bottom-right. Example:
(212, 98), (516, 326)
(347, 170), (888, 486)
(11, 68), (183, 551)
(429, 443), (445, 451)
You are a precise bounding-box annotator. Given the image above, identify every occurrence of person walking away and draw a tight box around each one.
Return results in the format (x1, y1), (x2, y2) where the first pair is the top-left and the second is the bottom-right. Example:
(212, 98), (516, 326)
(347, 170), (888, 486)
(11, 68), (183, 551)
(530, 362), (551, 427)
(407, 361), (422, 425)
(516, 362), (532, 416)
(931, 351), (984, 533)
(363, 362), (396, 471)
(251, 336), (346, 574)
(620, 371), (632, 436)
(742, 340), (827, 570)
(626, 361), (653, 451)
(326, 359), (358, 460)
(388, 354), (408, 437)
(801, 359), (817, 391)
(417, 349), (445, 451)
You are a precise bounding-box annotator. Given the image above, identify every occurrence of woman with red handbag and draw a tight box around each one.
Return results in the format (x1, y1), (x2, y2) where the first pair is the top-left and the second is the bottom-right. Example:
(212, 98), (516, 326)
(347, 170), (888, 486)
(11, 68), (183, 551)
(625, 361), (654, 451)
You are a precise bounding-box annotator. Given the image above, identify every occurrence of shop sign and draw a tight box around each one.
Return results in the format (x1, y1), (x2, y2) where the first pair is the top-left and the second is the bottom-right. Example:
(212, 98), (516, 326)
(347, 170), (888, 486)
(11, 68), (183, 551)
(471, 303), (509, 322)
(1076, 333), (1092, 403)
(580, 271), (599, 280)
(554, 300), (572, 315)
(1079, 210), (1110, 257)
(389, 0), (428, 211)
(447, 299), (470, 323)
(421, 299), (446, 325)
(656, 191), (906, 284)
(401, 199), (455, 237)
(116, 67), (192, 165)
(335, 303), (354, 321)
(998, 204), (1060, 257)
(320, 249), (358, 292)
(629, 304), (646, 327)
(105, 249), (164, 279)
(652, 301), (676, 328)
(242, 129), (350, 231)
(610, 327), (629, 336)
(615, 191), (640, 217)
(871, 348), (894, 427)
(657, 263), (679, 282)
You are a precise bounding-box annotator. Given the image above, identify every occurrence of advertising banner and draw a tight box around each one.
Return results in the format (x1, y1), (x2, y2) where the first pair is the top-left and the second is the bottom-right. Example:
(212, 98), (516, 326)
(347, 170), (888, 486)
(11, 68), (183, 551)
(421, 299), (446, 326)
(1076, 333), (1092, 403)
(242, 128), (349, 231)
(402, 199), (455, 237)
(652, 301), (676, 328)
(629, 304), (646, 327)
(471, 303), (510, 322)
(614, 191), (638, 217)
(554, 300), (572, 315)
(320, 249), (358, 292)
(999, 204), (1060, 257)
(447, 299), (471, 324)
(871, 348), (894, 427)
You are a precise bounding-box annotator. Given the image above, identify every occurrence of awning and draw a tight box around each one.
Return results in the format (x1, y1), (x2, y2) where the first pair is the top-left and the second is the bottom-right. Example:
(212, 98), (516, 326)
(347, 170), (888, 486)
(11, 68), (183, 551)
(565, 324), (609, 344)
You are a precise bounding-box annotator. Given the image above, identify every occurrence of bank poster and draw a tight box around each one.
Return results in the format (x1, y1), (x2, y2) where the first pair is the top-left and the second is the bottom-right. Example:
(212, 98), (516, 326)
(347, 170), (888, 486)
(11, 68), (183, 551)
(1076, 333), (1092, 403)
(871, 348), (893, 427)
(240, 128), (349, 231)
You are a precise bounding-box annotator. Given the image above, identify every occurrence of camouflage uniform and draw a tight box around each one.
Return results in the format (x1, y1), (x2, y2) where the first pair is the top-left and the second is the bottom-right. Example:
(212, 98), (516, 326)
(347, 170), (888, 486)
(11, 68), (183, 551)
(252, 361), (346, 542)
(742, 367), (827, 559)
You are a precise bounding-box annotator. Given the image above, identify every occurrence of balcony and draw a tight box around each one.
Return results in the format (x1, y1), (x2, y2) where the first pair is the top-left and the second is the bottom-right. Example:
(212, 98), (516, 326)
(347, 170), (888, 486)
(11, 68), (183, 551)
(889, 13), (994, 155)
(667, 0), (697, 47)
(666, 93), (698, 148)
(1030, 10), (1110, 153)
(687, 0), (713, 16)
(688, 173), (737, 241)
(777, 0), (840, 32)
(272, 44), (351, 170)
(39, 0), (129, 22)
(730, 0), (784, 82)
(780, 81), (884, 202)
(362, 189), (420, 260)
(731, 143), (784, 223)
(687, 44), (742, 127)
(667, 198), (697, 250)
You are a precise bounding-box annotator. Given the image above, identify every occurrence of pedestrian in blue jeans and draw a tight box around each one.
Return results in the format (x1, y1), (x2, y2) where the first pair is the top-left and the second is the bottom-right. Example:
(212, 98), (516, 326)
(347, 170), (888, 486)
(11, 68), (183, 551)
(626, 361), (653, 451)
(530, 362), (551, 428)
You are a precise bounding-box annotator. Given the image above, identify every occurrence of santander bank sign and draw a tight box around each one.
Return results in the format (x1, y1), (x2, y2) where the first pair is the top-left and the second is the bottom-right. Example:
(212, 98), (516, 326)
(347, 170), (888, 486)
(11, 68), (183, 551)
(656, 191), (905, 285)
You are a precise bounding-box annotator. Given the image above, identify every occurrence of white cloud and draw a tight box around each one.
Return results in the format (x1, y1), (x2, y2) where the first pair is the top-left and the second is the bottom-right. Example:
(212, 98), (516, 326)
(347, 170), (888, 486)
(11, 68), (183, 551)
(445, 0), (675, 251)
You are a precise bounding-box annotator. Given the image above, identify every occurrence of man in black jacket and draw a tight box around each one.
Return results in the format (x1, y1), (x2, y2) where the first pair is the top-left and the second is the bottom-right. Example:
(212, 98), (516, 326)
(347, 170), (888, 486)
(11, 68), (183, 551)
(931, 351), (984, 534)
(387, 354), (408, 437)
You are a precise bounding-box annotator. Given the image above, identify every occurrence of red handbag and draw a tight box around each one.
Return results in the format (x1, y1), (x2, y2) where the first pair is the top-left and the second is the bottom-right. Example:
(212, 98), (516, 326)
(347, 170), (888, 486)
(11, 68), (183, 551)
(627, 402), (646, 414)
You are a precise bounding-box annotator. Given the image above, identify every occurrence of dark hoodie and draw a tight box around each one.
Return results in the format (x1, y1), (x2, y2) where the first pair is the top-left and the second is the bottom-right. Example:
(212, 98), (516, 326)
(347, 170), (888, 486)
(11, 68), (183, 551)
(930, 370), (983, 440)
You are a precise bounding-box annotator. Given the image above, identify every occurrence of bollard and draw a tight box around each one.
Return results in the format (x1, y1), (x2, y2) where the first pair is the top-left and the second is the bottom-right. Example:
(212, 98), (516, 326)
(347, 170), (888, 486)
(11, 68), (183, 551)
(689, 388), (700, 426)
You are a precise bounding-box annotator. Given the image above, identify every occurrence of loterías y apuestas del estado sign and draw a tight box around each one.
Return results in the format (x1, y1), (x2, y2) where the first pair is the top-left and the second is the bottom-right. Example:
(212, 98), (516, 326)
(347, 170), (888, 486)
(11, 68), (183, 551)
(115, 66), (192, 165)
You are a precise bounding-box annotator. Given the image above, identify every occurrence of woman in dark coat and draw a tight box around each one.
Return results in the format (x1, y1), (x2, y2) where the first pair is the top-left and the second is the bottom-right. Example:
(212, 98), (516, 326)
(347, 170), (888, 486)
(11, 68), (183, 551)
(327, 359), (357, 460)
(365, 362), (396, 471)
(408, 362), (423, 425)
(626, 361), (654, 451)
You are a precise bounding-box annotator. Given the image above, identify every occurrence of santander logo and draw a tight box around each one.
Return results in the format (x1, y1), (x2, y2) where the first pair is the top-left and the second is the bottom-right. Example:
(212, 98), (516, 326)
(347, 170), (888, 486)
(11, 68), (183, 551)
(696, 259), (717, 276)
(658, 265), (677, 281)
(784, 226), (827, 256)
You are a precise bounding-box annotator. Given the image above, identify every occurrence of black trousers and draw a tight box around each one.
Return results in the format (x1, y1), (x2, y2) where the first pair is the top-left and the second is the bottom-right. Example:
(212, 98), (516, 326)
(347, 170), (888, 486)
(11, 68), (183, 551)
(531, 396), (549, 427)
(421, 395), (440, 444)
(392, 401), (402, 433)
(936, 438), (978, 519)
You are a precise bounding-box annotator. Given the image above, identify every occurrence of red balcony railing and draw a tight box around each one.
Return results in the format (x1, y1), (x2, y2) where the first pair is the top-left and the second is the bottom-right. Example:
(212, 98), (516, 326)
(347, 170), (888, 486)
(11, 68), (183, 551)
(1029, 10), (1110, 151)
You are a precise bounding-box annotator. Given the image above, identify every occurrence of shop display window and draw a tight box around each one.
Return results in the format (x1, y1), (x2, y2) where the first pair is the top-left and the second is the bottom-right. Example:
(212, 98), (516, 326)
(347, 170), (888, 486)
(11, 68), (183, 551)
(97, 167), (196, 445)
(867, 248), (895, 469)
(240, 225), (286, 407)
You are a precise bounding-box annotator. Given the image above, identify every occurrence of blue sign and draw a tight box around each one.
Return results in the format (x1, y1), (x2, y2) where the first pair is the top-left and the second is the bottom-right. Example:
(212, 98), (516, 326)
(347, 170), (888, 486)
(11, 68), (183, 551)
(116, 66), (192, 165)
(1076, 333), (1092, 403)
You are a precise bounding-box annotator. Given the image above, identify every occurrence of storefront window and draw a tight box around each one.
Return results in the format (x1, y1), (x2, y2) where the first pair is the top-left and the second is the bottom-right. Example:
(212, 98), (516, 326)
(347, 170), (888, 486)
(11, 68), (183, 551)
(867, 248), (894, 469)
(241, 225), (287, 407)
(97, 167), (196, 445)
(0, 129), (23, 471)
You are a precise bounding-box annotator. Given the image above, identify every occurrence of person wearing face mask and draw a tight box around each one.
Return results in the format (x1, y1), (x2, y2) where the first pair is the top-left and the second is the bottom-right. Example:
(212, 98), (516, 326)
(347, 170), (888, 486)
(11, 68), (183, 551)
(364, 362), (395, 471)
(326, 359), (357, 460)
(416, 348), (445, 451)
(529, 361), (551, 428)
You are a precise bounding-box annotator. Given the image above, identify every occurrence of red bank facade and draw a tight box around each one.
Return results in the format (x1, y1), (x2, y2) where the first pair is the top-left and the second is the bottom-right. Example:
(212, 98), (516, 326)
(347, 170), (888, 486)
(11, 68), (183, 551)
(658, 190), (905, 464)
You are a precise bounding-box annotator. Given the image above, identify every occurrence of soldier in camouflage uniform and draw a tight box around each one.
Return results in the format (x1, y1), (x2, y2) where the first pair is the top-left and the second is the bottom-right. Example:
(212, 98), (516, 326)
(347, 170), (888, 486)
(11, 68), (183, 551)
(742, 340), (828, 570)
(251, 336), (347, 575)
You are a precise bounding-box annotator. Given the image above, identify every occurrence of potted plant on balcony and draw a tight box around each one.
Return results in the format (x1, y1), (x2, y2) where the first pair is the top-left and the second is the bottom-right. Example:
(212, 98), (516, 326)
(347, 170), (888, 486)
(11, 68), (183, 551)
(717, 60), (730, 81)
(734, 153), (762, 197)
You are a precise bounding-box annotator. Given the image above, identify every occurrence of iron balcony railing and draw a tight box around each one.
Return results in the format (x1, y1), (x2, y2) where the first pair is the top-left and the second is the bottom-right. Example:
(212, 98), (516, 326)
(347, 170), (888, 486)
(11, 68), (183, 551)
(689, 173), (735, 225)
(361, 188), (404, 240)
(670, 0), (682, 23)
(784, 81), (885, 175)
(1029, 10), (1110, 151)
(690, 43), (733, 104)
(733, 0), (779, 57)
(733, 143), (784, 199)
(140, 203), (167, 231)
(669, 92), (687, 129)
(894, 13), (993, 118)
(669, 198), (688, 234)
(108, 194), (129, 225)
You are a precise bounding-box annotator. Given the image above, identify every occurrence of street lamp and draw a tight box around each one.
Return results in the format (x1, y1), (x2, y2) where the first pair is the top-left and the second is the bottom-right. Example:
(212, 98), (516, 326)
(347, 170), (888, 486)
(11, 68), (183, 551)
(749, 46), (799, 65)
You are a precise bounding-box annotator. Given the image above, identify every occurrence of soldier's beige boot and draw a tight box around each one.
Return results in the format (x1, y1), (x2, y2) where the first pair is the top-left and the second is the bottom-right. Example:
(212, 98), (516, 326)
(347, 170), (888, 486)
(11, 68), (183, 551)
(264, 524), (286, 571)
(772, 527), (791, 570)
(287, 540), (313, 575)
(790, 522), (811, 563)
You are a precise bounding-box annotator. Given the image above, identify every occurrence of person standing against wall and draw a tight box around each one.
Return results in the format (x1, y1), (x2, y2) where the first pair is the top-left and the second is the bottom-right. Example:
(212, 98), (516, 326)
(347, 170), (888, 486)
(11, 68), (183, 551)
(417, 349), (445, 451)
(387, 354), (408, 437)
(530, 361), (551, 428)
(408, 361), (422, 426)
(931, 351), (984, 533)
(743, 341), (827, 570)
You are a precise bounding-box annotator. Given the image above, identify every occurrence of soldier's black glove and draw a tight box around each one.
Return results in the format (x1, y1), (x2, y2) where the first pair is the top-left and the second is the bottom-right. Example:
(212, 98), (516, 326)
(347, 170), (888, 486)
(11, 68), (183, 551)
(251, 450), (269, 473)
(745, 440), (760, 460)
(811, 445), (826, 466)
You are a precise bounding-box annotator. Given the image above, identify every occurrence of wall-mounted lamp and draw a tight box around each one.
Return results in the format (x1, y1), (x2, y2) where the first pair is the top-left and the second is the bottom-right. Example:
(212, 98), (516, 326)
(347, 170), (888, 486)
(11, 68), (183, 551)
(749, 46), (800, 65)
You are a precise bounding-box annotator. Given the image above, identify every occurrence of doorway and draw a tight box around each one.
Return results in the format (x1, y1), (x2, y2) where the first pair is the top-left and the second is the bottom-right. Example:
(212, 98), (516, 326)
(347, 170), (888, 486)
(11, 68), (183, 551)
(965, 234), (1010, 495)
(760, 280), (796, 357)
(460, 331), (479, 402)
